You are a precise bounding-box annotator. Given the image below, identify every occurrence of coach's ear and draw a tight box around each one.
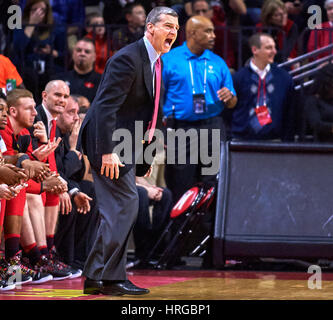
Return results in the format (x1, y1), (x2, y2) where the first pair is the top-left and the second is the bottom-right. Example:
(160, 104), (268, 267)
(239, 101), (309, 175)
(146, 22), (155, 36)
(41, 90), (47, 102)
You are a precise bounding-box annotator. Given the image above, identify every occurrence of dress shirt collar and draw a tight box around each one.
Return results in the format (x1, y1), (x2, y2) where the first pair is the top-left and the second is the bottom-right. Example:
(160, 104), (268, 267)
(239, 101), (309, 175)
(143, 36), (160, 73)
(250, 59), (271, 79)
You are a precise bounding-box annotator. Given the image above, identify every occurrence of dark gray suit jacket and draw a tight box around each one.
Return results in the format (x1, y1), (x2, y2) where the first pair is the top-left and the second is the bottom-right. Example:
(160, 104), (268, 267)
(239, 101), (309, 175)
(78, 38), (164, 176)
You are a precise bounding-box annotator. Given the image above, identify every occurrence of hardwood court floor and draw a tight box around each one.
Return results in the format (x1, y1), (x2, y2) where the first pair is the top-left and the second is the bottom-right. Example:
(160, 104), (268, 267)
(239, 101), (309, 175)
(0, 268), (332, 300)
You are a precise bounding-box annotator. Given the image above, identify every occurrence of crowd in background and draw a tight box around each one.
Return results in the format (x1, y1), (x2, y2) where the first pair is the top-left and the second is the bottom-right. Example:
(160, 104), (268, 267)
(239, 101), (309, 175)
(0, 0), (332, 139)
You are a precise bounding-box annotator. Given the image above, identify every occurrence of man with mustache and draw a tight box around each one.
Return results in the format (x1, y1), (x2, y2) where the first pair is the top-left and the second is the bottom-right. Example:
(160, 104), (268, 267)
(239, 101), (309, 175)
(162, 15), (237, 205)
(53, 38), (101, 104)
(161, 15), (236, 269)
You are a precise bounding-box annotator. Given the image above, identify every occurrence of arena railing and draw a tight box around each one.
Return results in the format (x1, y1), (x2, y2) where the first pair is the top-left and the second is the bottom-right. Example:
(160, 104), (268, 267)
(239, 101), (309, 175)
(278, 42), (333, 90)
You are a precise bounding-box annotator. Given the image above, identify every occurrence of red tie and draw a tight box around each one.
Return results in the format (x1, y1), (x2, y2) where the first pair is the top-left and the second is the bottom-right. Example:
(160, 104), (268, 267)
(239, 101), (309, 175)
(48, 119), (57, 172)
(50, 119), (57, 141)
(148, 57), (161, 143)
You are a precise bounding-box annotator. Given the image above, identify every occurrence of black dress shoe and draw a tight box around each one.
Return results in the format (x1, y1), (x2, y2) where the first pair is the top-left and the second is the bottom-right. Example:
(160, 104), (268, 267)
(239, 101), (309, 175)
(101, 279), (150, 296)
(83, 278), (104, 295)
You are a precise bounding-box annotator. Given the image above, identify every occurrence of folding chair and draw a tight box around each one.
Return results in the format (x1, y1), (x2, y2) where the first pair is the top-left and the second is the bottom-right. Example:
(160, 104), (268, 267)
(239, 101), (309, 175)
(147, 184), (216, 269)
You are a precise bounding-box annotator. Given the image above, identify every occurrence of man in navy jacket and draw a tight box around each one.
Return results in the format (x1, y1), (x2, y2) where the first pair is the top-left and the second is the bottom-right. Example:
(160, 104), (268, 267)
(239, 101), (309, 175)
(78, 6), (179, 296)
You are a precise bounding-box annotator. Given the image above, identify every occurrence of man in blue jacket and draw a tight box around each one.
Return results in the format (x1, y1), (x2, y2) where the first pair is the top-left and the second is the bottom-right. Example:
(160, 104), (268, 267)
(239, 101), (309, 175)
(231, 32), (295, 141)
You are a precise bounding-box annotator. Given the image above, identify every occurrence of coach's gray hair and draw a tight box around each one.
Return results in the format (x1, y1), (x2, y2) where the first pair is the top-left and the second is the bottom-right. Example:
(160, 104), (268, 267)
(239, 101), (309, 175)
(145, 6), (178, 30)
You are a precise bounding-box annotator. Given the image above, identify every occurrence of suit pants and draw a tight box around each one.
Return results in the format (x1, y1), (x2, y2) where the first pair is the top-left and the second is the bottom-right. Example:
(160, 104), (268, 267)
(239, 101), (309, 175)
(83, 167), (139, 281)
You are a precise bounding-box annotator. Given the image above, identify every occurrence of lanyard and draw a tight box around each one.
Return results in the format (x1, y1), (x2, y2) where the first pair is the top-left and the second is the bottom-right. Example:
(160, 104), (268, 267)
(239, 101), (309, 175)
(189, 59), (207, 95)
(256, 76), (267, 107)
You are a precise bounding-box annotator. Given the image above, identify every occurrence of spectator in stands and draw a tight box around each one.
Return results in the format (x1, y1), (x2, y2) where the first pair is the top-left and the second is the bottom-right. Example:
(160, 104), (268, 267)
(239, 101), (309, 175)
(304, 63), (333, 142)
(284, 0), (303, 17)
(102, 0), (135, 25)
(230, 33), (295, 141)
(55, 95), (99, 272)
(240, 0), (264, 26)
(162, 15), (237, 204)
(112, 2), (146, 51)
(85, 12), (113, 74)
(133, 177), (173, 266)
(13, 0), (66, 100)
(49, 0), (85, 28)
(53, 38), (101, 104)
(50, 0), (85, 55)
(0, 54), (25, 94)
(19, 0), (86, 54)
(171, 0), (193, 26)
(256, 0), (299, 62)
(307, 0), (333, 60)
(192, 0), (235, 68)
(222, 0), (247, 26)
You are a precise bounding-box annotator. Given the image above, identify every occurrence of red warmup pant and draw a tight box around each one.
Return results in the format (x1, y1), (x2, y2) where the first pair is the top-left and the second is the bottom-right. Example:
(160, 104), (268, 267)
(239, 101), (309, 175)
(3, 177), (60, 218)
(5, 188), (26, 217)
(41, 192), (59, 207)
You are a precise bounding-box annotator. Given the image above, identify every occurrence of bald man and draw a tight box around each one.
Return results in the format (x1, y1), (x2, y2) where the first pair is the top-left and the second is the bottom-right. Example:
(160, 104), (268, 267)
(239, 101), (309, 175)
(162, 15), (237, 267)
(30, 80), (78, 277)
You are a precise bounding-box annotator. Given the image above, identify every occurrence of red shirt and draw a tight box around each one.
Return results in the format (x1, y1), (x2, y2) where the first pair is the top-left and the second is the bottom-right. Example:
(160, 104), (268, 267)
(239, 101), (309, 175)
(307, 22), (333, 60)
(256, 19), (298, 59)
(0, 118), (34, 158)
(85, 32), (113, 74)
